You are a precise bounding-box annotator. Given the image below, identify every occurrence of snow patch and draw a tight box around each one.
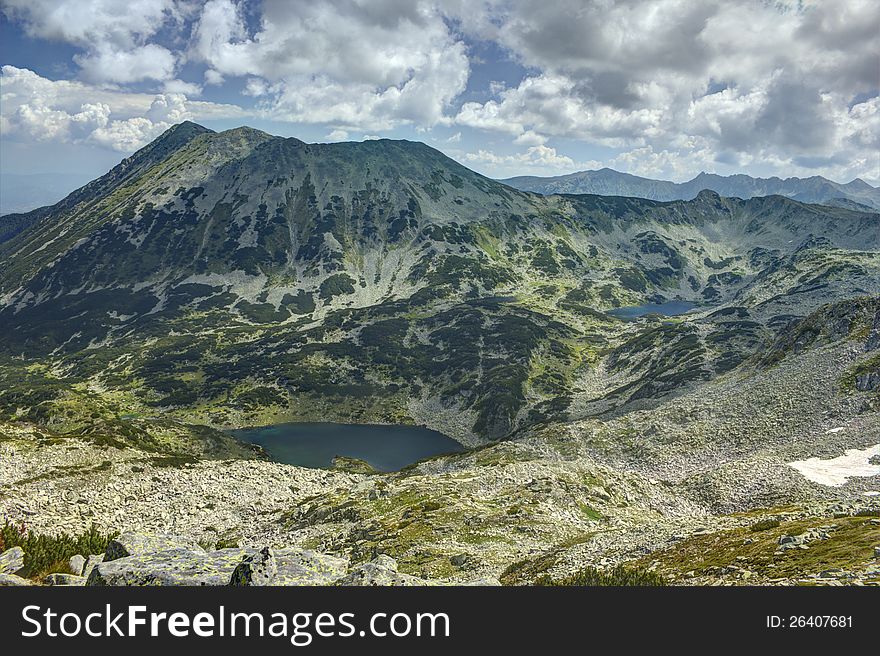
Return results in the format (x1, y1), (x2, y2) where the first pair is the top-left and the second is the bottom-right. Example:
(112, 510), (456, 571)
(788, 444), (880, 487)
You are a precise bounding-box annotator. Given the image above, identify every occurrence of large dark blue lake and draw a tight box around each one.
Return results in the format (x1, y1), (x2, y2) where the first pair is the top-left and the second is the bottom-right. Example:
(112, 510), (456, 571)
(229, 422), (464, 471)
(607, 300), (698, 320)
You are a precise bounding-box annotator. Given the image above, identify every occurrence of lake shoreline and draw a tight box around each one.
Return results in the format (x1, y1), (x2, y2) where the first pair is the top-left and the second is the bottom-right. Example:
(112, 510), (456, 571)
(228, 421), (466, 472)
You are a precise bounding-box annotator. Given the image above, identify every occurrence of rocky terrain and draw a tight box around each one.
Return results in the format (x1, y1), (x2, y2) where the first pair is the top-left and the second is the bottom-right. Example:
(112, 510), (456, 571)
(0, 530), (498, 586)
(1, 123), (879, 585)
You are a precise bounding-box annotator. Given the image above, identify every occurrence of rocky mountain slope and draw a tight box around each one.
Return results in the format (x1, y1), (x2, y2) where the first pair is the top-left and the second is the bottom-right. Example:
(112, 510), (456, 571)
(501, 168), (880, 210)
(1, 122), (879, 585)
(2, 122), (878, 443)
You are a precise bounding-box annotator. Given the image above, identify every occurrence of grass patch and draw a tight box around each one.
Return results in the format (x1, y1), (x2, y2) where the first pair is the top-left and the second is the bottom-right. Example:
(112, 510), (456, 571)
(638, 515), (880, 582)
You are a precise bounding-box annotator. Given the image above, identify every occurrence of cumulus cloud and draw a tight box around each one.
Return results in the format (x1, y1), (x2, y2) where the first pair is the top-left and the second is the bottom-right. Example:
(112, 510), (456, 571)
(1, 0), (186, 83)
(324, 129), (349, 142)
(189, 0), (470, 129)
(0, 0), (877, 182)
(452, 0), (880, 182)
(162, 79), (203, 96)
(0, 66), (246, 151)
(464, 145), (583, 175)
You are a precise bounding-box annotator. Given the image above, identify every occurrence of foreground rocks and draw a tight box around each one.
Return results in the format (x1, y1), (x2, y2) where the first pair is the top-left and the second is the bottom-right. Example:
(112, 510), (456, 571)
(229, 547), (348, 586)
(0, 533), (499, 586)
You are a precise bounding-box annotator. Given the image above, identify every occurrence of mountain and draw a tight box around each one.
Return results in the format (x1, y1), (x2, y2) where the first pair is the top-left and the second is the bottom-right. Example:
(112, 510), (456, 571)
(2, 122), (878, 445)
(500, 168), (880, 209)
(2, 122), (880, 586)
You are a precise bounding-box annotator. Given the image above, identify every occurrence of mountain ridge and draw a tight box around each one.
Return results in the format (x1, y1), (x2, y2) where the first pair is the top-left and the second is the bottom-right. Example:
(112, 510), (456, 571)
(501, 167), (880, 209)
(1, 122), (878, 444)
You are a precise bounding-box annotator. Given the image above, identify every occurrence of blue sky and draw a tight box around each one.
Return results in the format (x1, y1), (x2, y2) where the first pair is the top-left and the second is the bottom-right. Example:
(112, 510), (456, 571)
(1, 0), (878, 187)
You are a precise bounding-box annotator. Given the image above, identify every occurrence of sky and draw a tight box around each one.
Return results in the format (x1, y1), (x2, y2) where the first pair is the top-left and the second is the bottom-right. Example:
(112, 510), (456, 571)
(1, 0), (878, 187)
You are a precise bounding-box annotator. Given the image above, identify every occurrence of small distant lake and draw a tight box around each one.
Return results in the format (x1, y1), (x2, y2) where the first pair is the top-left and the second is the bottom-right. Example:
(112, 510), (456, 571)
(607, 300), (698, 320)
(229, 422), (465, 472)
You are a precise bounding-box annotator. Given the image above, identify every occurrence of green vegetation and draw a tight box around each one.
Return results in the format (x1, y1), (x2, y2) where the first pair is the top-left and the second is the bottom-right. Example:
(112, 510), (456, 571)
(638, 514), (880, 583)
(750, 518), (781, 532)
(535, 565), (667, 586)
(0, 521), (117, 580)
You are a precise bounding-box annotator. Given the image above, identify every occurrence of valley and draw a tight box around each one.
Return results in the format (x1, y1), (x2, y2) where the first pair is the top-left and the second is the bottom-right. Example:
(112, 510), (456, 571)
(1, 123), (878, 586)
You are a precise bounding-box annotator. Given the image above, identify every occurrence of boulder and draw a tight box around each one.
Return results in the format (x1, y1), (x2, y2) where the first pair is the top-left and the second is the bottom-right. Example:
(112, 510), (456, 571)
(336, 555), (428, 586)
(69, 554), (86, 576)
(104, 532), (205, 561)
(0, 546), (25, 575)
(88, 548), (256, 586)
(44, 573), (86, 586)
(83, 554), (104, 579)
(0, 573), (31, 586)
(230, 547), (348, 586)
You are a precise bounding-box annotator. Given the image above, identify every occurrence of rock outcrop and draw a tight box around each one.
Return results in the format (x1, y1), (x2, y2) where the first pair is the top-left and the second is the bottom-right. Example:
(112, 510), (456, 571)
(0, 533), (494, 586)
(229, 547), (348, 586)
(0, 546), (25, 575)
(88, 547), (255, 586)
(104, 532), (205, 561)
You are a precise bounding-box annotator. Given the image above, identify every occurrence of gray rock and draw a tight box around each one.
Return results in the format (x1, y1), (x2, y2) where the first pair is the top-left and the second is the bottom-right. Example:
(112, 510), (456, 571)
(461, 577), (502, 586)
(0, 546), (25, 575)
(104, 532), (205, 561)
(69, 554), (86, 576)
(874, 546), (880, 559)
(230, 547), (348, 586)
(44, 573), (86, 586)
(83, 554), (104, 579)
(88, 548), (255, 586)
(449, 554), (468, 567)
(0, 572), (31, 586)
(336, 555), (428, 586)
(230, 547), (277, 586)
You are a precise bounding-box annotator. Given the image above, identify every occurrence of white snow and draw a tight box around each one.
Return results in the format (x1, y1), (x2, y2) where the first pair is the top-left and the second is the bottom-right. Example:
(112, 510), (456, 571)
(825, 427), (846, 434)
(788, 444), (880, 487)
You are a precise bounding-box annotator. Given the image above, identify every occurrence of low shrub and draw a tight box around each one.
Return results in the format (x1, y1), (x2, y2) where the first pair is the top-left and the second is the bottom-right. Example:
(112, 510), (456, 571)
(749, 518), (781, 532)
(0, 520), (117, 579)
(535, 565), (667, 586)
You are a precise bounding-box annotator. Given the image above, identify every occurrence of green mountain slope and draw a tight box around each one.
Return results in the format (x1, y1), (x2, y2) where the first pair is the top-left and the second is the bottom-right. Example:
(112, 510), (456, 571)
(1, 123), (879, 444)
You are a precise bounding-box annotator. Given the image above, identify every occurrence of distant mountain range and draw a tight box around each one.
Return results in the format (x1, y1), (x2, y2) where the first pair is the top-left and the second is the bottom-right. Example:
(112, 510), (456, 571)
(500, 168), (880, 210)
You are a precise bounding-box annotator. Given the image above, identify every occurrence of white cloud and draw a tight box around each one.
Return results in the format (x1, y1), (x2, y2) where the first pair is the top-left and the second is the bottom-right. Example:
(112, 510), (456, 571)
(513, 130), (546, 146)
(464, 145), (580, 175)
(451, 0), (880, 182)
(203, 69), (225, 86)
(190, 0), (470, 130)
(0, 66), (246, 152)
(447, 131), (461, 143)
(75, 43), (177, 83)
(1, 0), (186, 83)
(324, 129), (349, 141)
(1, 0), (878, 183)
(162, 79), (203, 96)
